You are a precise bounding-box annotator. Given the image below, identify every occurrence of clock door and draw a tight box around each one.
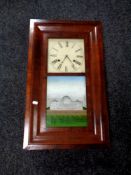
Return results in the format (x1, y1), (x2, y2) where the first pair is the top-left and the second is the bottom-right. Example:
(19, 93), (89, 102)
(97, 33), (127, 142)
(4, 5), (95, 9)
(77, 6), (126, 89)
(39, 32), (92, 136)
(46, 37), (88, 128)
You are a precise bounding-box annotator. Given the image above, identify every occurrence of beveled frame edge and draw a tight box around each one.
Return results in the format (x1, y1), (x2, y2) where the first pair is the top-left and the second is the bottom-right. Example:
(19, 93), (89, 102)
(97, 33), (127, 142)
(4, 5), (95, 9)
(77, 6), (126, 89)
(39, 33), (93, 134)
(23, 19), (110, 150)
(28, 19), (102, 25)
(23, 20), (36, 149)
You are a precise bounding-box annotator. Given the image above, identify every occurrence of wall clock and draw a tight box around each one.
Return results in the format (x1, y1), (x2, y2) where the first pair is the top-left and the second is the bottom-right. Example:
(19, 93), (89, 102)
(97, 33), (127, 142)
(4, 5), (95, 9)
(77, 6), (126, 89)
(23, 19), (110, 150)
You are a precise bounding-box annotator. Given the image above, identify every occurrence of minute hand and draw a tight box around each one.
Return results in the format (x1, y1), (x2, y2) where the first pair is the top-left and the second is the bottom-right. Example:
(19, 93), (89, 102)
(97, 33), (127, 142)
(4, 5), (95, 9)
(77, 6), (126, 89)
(66, 55), (73, 63)
(66, 56), (76, 70)
(59, 55), (71, 65)
(61, 56), (67, 63)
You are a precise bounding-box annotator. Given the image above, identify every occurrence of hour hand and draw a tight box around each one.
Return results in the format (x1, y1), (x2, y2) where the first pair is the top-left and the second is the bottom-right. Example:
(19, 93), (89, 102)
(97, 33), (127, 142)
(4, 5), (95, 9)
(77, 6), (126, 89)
(57, 56), (67, 70)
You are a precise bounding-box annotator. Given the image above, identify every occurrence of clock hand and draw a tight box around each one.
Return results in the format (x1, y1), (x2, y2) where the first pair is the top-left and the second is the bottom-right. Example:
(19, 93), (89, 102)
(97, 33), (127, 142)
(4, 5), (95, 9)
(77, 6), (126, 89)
(57, 56), (67, 70)
(61, 56), (67, 63)
(66, 55), (72, 63)
(57, 55), (77, 70)
(65, 55), (77, 70)
(60, 55), (68, 65)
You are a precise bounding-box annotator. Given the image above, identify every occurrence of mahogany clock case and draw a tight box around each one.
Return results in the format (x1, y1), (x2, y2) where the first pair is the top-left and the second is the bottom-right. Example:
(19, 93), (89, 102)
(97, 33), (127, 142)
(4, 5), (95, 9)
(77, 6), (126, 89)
(23, 19), (110, 150)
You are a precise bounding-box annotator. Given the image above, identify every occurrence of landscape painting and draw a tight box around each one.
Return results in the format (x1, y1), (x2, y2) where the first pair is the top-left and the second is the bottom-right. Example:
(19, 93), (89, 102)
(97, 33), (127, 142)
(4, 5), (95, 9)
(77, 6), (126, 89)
(46, 76), (88, 127)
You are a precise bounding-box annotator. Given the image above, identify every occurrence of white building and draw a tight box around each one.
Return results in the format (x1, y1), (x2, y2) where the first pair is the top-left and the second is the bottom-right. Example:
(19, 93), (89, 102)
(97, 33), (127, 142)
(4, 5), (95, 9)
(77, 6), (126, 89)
(50, 96), (83, 110)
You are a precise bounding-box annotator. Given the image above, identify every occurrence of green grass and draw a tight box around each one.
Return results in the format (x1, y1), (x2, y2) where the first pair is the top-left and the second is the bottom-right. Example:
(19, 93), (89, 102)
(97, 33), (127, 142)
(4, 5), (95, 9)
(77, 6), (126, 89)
(46, 114), (88, 127)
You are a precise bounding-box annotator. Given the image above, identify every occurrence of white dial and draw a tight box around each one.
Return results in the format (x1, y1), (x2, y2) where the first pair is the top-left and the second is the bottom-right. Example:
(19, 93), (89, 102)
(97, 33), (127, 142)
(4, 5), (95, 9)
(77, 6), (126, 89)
(48, 39), (85, 73)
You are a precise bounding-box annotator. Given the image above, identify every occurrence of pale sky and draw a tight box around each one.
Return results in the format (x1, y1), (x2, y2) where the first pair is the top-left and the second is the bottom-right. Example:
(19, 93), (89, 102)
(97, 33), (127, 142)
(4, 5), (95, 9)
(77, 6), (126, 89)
(47, 76), (86, 100)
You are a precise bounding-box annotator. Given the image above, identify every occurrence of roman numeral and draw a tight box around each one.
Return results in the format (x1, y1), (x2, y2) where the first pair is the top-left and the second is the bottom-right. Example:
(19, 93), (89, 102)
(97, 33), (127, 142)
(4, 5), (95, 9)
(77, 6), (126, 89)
(72, 43), (75, 48)
(52, 59), (59, 64)
(66, 41), (68, 47)
(50, 54), (57, 57)
(77, 55), (83, 58)
(65, 66), (68, 72)
(53, 48), (58, 51)
(73, 60), (81, 65)
(75, 48), (81, 52)
(72, 64), (76, 70)
(58, 42), (63, 48)
(57, 63), (62, 70)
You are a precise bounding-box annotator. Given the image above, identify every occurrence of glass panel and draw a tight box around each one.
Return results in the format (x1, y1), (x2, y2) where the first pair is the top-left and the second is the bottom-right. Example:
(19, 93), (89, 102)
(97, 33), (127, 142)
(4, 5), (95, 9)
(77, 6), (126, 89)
(48, 39), (85, 73)
(46, 76), (88, 127)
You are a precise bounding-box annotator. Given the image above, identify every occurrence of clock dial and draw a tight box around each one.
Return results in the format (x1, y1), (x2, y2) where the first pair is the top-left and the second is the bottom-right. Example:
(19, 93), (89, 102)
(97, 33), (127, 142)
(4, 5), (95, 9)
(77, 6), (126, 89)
(48, 39), (85, 73)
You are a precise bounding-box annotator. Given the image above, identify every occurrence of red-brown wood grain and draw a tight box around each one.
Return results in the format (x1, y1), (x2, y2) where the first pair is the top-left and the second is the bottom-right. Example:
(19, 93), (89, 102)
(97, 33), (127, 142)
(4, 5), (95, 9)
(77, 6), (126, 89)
(23, 19), (110, 150)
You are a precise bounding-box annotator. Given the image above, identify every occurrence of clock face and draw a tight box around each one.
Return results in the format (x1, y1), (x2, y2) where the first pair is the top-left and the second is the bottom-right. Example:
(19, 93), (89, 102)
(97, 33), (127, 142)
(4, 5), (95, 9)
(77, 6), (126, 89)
(48, 39), (85, 73)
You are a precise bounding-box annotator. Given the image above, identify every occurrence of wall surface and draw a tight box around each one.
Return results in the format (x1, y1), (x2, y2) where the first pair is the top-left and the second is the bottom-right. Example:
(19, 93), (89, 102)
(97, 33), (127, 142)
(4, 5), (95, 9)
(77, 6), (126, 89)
(0, 0), (130, 174)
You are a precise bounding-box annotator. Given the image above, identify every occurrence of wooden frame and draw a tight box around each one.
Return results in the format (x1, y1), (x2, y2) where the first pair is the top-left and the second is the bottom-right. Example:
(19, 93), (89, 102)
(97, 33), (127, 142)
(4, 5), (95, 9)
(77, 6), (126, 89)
(23, 19), (109, 150)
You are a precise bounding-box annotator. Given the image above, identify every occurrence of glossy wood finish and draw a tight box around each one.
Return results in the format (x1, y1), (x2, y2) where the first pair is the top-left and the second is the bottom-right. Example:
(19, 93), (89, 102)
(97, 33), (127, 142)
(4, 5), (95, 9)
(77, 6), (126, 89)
(23, 19), (110, 150)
